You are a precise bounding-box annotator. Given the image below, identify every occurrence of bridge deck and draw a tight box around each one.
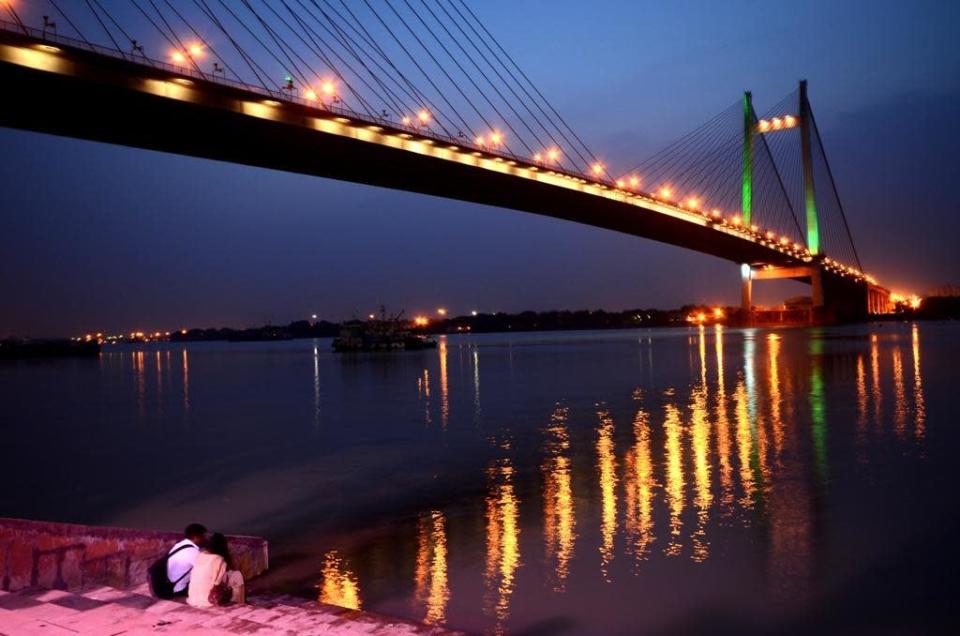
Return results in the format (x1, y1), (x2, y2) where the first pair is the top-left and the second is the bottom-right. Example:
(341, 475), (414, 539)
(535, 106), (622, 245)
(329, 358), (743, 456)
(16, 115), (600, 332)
(0, 27), (822, 269)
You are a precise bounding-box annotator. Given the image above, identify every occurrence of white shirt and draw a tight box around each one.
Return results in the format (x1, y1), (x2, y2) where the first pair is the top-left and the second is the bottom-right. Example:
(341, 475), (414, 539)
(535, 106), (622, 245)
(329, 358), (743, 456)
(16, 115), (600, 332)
(166, 539), (200, 593)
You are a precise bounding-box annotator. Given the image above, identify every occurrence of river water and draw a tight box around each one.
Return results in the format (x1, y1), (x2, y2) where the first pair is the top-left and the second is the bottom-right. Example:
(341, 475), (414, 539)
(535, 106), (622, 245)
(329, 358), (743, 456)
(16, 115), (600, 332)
(2, 323), (957, 634)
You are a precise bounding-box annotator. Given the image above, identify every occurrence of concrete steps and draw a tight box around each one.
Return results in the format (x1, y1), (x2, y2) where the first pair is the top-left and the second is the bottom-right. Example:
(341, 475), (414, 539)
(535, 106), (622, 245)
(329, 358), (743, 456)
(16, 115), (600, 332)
(0, 584), (462, 635)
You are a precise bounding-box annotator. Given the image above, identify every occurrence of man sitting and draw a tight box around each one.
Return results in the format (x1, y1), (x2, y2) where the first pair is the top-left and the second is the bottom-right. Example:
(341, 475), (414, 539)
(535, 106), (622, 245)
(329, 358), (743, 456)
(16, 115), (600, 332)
(167, 523), (208, 596)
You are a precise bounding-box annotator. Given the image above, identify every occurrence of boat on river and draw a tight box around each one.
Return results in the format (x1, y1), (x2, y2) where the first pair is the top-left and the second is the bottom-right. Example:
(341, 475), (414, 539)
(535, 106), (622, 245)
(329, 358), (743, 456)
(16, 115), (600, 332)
(332, 308), (436, 352)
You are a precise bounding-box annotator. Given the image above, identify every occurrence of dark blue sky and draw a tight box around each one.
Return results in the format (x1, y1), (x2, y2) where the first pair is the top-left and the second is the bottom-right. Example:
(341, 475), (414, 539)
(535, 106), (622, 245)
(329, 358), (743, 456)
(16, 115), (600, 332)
(2, 0), (958, 336)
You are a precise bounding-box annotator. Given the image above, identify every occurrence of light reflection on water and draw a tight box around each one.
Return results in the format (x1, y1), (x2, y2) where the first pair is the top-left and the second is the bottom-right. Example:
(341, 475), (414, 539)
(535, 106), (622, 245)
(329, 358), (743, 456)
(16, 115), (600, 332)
(1, 323), (949, 634)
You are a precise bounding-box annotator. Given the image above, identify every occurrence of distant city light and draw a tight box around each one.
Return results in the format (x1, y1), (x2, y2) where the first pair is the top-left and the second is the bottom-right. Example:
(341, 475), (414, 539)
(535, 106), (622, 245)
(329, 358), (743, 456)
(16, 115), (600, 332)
(413, 316), (429, 327)
(471, 310), (478, 317)
(436, 308), (447, 316)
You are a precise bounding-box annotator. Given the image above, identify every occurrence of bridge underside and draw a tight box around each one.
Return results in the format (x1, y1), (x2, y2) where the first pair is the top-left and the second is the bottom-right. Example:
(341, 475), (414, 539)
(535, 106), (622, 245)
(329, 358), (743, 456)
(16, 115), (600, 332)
(0, 33), (795, 265)
(0, 32), (877, 321)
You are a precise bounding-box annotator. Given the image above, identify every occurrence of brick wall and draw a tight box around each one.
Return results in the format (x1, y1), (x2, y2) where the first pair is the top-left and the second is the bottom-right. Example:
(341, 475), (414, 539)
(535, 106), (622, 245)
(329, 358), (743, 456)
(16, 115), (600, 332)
(0, 517), (268, 592)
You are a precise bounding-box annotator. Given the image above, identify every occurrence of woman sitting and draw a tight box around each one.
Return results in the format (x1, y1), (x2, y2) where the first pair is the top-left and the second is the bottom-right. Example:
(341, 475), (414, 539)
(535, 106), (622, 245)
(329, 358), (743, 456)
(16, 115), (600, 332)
(187, 533), (246, 607)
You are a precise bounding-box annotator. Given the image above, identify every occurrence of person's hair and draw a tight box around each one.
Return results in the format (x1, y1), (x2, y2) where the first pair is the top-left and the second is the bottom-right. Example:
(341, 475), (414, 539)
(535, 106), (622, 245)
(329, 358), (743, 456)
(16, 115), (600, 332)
(207, 532), (232, 568)
(184, 523), (207, 540)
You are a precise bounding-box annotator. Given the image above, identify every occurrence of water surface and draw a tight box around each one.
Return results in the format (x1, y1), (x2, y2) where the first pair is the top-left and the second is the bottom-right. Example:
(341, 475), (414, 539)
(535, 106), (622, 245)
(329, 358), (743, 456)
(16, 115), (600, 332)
(2, 323), (956, 634)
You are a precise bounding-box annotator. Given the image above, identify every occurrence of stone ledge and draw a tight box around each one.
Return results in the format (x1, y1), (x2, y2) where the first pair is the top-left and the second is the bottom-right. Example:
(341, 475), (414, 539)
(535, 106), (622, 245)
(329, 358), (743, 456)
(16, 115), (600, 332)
(0, 517), (268, 592)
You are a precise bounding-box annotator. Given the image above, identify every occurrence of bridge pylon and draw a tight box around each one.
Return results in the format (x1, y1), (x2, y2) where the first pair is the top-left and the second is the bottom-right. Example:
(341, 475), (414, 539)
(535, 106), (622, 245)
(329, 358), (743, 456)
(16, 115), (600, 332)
(799, 80), (820, 255)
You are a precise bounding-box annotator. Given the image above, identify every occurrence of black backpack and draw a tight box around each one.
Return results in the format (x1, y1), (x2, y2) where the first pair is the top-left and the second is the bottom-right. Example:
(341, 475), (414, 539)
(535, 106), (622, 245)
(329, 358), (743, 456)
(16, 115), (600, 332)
(147, 543), (196, 599)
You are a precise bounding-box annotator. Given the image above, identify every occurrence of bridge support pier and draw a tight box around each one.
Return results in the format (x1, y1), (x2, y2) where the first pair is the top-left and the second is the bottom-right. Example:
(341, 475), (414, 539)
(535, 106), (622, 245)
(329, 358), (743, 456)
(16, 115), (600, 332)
(740, 263), (753, 313)
(743, 264), (826, 324)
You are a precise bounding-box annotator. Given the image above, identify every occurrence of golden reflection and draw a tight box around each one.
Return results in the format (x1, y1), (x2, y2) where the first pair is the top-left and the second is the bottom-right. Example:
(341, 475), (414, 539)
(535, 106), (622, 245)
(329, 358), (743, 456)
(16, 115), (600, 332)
(543, 405), (576, 591)
(663, 403), (684, 556)
(439, 339), (449, 429)
(484, 458), (520, 633)
(624, 400), (656, 569)
(318, 550), (361, 610)
(734, 381), (756, 509)
(133, 350), (145, 417)
(912, 325), (926, 440)
(414, 510), (449, 625)
(767, 334), (785, 460)
(181, 348), (189, 414)
(856, 355), (868, 442)
(714, 325), (734, 514)
(892, 347), (907, 437)
(870, 334), (882, 427)
(419, 369), (432, 426)
(595, 407), (618, 578)
(689, 364), (712, 563)
(155, 350), (163, 400)
(697, 324), (707, 386)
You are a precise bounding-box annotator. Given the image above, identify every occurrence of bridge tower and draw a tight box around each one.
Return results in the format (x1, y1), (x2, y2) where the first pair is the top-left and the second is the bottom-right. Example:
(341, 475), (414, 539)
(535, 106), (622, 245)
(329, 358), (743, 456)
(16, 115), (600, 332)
(741, 91), (753, 227)
(740, 80), (831, 323)
(799, 80), (820, 255)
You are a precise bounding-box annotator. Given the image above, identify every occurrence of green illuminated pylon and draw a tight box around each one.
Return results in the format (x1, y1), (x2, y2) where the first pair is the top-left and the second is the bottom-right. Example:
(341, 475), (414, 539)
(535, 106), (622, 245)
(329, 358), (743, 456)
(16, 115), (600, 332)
(799, 80), (820, 254)
(741, 91), (753, 226)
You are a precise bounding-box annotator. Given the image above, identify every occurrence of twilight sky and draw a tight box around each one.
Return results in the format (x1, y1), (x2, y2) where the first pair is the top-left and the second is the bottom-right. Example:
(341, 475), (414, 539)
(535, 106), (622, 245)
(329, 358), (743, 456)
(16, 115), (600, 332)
(2, 0), (958, 336)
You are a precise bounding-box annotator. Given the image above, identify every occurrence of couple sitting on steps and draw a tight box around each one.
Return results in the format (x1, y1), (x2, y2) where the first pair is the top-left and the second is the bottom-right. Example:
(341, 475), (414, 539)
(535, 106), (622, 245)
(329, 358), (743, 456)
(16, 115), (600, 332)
(165, 523), (246, 607)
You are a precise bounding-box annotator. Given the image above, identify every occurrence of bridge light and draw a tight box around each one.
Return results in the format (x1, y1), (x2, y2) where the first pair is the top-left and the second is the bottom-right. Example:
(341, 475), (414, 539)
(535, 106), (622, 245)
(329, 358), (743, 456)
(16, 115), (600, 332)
(417, 109), (431, 125)
(658, 186), (673, 200)
(489, 131), (503, 146)
(188, 43), (204, 58)
(615, 179), (625, 188)
(710, 209), (722, 220)
(591, 162), (605, 176)
(765, 231), (775, 240)
(784, 115), (797, 127)
(533, 152), (542, 161)
(547, 148), (561, 163)
(321, 79), (337, 97)
(751, 224), (759, 232)
(779, 236), (790, 245)
(629, 176), (640, 188)
(757, 119), (771, 132)
(686, 197), (700, 210)
(475, 135), (486, 147)
(304, 88), (318, 101)
(731, 215), (742, 226)
(772, 117), (783, 129)
(170, 50), (187, 64)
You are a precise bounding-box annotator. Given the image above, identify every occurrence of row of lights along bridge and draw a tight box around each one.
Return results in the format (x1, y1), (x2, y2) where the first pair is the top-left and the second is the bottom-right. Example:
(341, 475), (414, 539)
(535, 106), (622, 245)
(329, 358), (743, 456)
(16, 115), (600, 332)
(164, 42), (873, 285)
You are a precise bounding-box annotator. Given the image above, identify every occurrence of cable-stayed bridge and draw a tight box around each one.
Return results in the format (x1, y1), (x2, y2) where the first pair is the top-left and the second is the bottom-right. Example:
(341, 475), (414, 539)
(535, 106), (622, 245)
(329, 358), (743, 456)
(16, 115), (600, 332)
(0, 2), (894, 321)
